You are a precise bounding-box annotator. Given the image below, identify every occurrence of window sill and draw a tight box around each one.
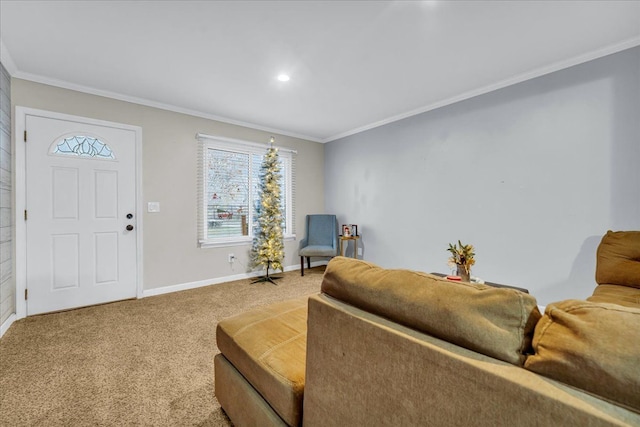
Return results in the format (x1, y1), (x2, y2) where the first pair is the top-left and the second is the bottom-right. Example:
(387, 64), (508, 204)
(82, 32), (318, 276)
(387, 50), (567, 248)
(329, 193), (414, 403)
(200, 234), (296, 249)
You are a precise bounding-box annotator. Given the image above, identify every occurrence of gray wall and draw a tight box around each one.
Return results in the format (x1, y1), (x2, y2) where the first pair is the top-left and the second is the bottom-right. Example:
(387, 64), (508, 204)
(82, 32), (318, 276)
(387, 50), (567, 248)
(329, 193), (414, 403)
(325, 47), (640, 306)
(0, 63), (12, 325)
(11, 79), (324, 291)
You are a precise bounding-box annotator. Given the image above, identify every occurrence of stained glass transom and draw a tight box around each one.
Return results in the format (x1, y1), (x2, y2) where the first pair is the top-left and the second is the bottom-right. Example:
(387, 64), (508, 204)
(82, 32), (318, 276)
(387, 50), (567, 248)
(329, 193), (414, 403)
(53, 136), (115, 159)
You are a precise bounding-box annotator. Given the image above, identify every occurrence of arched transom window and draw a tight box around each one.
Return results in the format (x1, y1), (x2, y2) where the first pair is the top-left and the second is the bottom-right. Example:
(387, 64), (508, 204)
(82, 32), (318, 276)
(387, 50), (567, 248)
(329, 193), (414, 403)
(53, 135), (115, 159)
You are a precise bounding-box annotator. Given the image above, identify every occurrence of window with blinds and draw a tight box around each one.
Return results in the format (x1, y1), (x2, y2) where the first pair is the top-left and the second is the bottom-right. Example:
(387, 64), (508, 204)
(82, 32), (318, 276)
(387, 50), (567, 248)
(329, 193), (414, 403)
(197, 134), (295, 247)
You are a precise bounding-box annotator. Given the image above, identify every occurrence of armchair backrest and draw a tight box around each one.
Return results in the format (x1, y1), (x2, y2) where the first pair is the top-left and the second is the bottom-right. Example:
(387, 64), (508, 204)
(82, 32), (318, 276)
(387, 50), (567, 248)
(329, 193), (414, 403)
(306, 215), (338, 247)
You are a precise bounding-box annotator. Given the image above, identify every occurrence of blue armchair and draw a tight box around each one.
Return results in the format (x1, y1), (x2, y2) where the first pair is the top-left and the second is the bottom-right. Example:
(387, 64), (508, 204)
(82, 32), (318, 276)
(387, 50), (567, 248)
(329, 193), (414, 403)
(298, 214), (339, 276)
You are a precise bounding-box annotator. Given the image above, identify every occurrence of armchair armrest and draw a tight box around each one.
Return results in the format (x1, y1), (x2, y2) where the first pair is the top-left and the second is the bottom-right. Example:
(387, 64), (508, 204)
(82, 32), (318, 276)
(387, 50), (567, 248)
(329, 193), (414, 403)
(299, 237), (309, 251)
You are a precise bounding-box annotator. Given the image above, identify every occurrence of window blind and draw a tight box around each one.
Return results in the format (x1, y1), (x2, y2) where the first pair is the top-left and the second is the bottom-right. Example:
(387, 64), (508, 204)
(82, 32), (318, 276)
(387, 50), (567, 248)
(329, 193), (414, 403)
(196, 133), (296, 247)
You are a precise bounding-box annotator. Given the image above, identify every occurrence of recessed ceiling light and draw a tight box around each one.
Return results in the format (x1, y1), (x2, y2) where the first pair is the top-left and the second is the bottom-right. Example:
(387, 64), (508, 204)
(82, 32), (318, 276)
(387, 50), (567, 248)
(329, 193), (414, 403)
(277, 74), (290, 82)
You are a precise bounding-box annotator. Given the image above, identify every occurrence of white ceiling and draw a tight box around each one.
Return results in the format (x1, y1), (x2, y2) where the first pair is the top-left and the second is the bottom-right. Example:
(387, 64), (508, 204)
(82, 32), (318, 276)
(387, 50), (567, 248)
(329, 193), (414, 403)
(1, 1), (639, 142)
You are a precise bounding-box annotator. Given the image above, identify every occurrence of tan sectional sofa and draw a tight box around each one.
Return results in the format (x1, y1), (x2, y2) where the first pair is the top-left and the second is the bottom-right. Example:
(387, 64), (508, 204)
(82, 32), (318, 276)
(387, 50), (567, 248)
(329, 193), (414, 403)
(215, 230), (640, 426)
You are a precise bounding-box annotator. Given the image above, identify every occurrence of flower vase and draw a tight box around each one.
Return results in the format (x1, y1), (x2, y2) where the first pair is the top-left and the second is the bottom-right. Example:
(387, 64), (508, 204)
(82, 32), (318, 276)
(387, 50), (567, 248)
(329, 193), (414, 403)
(456, 265), (471, 282)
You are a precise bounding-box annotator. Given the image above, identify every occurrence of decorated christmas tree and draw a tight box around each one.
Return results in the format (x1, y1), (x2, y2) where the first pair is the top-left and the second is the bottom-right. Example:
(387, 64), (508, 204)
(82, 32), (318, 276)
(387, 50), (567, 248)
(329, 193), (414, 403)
(250, 137), (284, 284)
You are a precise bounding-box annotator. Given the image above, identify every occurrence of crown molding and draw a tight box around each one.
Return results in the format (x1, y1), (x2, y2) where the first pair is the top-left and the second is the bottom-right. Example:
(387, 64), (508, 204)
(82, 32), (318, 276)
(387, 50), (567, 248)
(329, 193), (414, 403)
(10, 69), (323, 143)
(0, 39), (18, 75)
(322, 36), (640, 143)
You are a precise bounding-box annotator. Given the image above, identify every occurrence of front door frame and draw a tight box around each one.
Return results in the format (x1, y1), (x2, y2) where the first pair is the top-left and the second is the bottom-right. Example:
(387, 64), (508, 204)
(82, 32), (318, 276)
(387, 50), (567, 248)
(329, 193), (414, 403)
(15, 107), (143, 318)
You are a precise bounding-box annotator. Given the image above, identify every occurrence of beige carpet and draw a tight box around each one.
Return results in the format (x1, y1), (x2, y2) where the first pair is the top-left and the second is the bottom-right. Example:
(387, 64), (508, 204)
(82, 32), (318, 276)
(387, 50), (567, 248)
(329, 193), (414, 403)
(0, 266), (325, 426)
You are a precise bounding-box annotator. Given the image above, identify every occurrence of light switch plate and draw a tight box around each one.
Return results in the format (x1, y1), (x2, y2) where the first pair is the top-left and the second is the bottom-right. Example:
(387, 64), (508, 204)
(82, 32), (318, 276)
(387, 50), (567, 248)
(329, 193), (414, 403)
(147, 202), (160, 213)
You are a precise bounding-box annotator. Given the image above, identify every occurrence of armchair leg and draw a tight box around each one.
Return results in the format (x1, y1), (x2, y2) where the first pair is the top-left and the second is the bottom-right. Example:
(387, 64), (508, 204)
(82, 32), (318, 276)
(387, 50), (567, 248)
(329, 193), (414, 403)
(307, 257), (311, 270)
(300, 256), (304, 276)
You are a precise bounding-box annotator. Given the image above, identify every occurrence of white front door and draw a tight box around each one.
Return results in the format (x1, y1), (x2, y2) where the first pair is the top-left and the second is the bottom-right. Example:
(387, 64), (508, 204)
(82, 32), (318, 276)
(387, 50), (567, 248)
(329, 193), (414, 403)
(24, 112), (138, 315)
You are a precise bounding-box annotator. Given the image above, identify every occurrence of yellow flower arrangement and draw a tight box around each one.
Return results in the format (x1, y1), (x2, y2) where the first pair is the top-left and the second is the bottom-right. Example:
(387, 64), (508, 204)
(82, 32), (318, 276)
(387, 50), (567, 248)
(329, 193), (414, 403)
(447, 240), (476, 274)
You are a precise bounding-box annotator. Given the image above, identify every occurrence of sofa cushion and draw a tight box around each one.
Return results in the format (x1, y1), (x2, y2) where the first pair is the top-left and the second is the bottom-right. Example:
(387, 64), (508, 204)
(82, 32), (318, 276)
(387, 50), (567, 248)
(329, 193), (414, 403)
(321, 257), (541, 366)
(595, 230), (640, 289)
(524, 299), (640, 412)
(216, 297), (308, 426)
(588, 284), (640, 309)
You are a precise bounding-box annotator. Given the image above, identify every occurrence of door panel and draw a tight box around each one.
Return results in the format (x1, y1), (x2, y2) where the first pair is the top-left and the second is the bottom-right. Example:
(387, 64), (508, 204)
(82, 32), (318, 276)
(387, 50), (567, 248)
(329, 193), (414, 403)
(25, 114), (137, 315)
(51, 233), (79, 289)
(95, 232), (119, 284)
(52, 167), (79, 219)
(95, 170), (118, 218)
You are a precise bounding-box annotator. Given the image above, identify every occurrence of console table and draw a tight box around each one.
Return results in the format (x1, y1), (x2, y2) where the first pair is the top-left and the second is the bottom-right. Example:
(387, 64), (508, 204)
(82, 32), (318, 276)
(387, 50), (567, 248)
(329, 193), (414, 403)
(430, 272), (529, 293)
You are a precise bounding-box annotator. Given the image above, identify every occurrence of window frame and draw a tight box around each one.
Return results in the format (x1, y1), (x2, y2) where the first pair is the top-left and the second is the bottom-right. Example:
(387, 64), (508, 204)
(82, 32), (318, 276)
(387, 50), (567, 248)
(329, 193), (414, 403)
(197, 134), (295, 248)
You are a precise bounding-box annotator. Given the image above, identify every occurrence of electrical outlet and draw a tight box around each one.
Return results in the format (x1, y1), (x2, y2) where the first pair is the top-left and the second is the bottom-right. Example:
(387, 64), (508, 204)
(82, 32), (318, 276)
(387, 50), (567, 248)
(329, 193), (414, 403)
(228, 253), (235, 263)
(358, 247), (363, 256)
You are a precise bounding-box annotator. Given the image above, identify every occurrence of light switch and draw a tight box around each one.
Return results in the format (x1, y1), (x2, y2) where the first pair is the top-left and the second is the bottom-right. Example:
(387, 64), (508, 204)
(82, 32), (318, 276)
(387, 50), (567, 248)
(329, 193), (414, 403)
(148, 202), (160, 213)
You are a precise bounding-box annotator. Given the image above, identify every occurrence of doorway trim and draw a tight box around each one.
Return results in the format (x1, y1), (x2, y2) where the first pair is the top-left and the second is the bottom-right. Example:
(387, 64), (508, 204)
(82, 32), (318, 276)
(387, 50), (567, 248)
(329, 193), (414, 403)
(15, 107), (143, 319)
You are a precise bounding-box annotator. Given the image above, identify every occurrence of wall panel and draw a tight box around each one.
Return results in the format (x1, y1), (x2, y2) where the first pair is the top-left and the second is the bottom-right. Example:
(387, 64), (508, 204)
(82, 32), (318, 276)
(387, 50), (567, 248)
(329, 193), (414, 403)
(0, 62), (13, 326)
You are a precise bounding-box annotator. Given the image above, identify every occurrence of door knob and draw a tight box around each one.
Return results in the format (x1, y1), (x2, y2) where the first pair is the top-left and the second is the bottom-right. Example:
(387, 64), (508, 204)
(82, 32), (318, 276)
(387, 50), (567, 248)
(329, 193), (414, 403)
(126, 225), (134, 231)
(127, 213), (133, 219)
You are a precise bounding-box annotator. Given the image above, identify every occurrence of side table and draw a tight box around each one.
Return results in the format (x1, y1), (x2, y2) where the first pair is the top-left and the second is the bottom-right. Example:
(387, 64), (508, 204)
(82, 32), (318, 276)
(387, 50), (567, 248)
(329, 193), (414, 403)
(339, 235), (360, 259)
(430, 272), (529, 293)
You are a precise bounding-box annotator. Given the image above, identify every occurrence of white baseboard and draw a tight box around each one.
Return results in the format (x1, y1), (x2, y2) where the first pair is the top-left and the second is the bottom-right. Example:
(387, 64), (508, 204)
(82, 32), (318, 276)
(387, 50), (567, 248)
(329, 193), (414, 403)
(0, 261), (328, 332)
(142, 260), (327, 298)
(0, 313), (17, 338)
